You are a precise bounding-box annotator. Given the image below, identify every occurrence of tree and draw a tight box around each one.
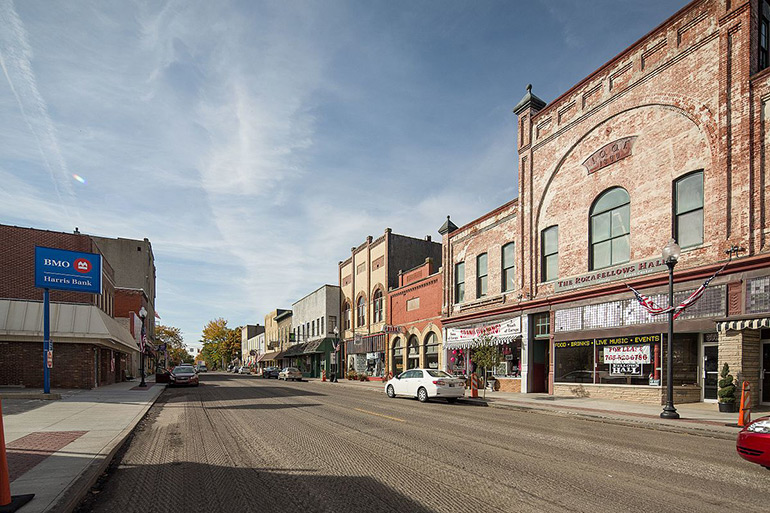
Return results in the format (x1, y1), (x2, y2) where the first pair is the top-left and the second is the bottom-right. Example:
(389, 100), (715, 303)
(472, 336), (501, 399)
(155, 324), (193, 367)
(199, 318), (241, 370)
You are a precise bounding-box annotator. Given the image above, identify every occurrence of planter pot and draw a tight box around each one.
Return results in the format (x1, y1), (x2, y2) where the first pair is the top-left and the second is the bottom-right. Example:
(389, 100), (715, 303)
(718, 401), (736, 413)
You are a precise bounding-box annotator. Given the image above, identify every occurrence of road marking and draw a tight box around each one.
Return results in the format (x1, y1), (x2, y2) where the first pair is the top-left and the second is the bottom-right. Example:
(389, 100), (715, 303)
(353, 408), (405, 422)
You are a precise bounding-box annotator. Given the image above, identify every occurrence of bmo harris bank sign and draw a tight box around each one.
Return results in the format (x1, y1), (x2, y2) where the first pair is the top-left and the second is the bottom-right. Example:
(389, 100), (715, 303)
(35, 246), (102, 294)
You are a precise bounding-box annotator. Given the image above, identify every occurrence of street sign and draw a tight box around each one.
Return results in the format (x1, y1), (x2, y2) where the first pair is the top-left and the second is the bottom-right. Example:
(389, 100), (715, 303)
(34, 247), (102, 294)
(46, 351), (53, 369)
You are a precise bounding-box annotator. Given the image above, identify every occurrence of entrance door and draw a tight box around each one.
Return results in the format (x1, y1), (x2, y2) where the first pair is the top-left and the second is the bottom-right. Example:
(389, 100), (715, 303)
(762, 342), (770, 404)
(530, 340), (548, 393)
(702, 344), (718, 401)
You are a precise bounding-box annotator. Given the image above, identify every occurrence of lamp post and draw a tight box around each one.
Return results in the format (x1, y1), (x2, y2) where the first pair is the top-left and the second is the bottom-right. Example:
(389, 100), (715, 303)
(332, 327), (339, 382)
(660, 239), (681, 419)
(138, 306), (147, 388)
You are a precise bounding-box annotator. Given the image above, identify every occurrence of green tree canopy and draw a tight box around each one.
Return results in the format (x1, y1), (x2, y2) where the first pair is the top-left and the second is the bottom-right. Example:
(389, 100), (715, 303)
(199, 318), (241, 370)
(156, 324), (193, 366)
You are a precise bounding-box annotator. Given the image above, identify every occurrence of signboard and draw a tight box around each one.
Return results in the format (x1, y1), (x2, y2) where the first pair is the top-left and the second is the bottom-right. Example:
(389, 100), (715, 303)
(554, 257), (666, 293)
(35, 247), (102, 294)
(604, 344), (651, 364)
(382, 325), (402, 334)
(446, 317), (522, 348)
(582, 136), (637, 174)
(611, 363), (641, 375)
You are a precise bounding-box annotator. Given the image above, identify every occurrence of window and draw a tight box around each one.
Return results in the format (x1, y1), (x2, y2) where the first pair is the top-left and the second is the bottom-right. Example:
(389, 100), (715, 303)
(534, 312), (550, 339)
(406, 297), (420, 311)
(424, 332), (439, 370)
(761, 1), (770, 70)
(502, 243), (515, 292)
(407, 335), (420, 369)
(329, 316), (337, 333)
(455, 262), (465, 303)
(541, 226), (559, 282)
(476, 253), (488, 298)
(357, 296), (366, 327)
(373, 289), (383, 323)
(392, 337), (403, 375)
(343, 303), (351, 330)
(674, 171), (704, 248)
(590, 188), (630, 270)
(320, 316), (324, 335)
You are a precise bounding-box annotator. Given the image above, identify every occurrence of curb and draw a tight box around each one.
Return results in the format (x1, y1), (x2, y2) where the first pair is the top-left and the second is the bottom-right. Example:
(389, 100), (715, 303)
(51, 385), (166, 513)
(309, 379), (738, 441)
(0, 393), (61, 400)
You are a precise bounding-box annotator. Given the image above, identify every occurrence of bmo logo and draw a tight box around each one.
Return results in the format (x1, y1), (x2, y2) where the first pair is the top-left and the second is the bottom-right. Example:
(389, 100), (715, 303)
(74, 258), (92, 273)
(43, 259), (70, 269)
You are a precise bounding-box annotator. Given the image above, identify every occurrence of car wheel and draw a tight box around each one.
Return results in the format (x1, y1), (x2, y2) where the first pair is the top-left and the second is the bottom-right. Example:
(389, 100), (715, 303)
(417, 387), (428, 403)
(446, 398), (457, 404)
(386, 385), (396, 398)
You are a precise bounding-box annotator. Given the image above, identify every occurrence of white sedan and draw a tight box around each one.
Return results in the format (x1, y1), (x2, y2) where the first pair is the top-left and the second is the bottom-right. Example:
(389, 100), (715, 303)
(385, 369), (466, 403)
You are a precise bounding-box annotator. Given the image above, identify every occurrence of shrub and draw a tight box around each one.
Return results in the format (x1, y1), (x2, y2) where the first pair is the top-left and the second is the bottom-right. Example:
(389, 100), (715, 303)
(718, 363), (736, 404)
(358, 374), (368, 382)
(346, 371), (358, 380)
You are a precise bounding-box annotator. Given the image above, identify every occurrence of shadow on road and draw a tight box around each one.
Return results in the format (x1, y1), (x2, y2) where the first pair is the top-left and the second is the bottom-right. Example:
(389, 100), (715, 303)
(76, 461), (436, 513)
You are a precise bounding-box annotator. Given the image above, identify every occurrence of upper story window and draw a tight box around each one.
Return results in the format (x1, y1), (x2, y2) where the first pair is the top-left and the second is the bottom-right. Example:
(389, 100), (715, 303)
(455, 262), (465, 303)
(534, 312), (550, 339)
(541, 226), (559, 282)
(589, 187), (630, 270)
(343, 302), (351, 330)
(761, 1), (770, 71)
(357, 296), (366, 327)
(373, 289), (384, 323)
(502, 243), (515, 292)
(476, 253), (488, 298)
(674, 171), (704, 248)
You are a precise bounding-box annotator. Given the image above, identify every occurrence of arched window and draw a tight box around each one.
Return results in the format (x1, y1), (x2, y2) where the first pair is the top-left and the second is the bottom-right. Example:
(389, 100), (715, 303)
(343, 302), (351, 330)
(391, 337), (403, 375)
(373, 289), (384, 323)
(590, 187), (630, 270)
(407, 335), (420, 369)
(357, 296), (366, 327)
(424, 332), (439, 370)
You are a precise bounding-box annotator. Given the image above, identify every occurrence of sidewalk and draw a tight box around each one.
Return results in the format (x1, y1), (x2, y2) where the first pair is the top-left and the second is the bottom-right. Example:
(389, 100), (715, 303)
(307, 377), (767, 440)
(2, 378), (165, 513)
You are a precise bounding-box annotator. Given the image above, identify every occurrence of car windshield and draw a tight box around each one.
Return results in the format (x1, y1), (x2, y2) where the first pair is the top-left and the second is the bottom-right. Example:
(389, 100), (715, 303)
(426, 370), (452, 378)
(173, 367), (196, 375)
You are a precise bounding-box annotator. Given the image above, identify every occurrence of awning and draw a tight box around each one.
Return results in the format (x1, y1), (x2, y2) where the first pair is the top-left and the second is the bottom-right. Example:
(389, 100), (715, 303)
(444, 335), (521, 350)
(0, 299), (139, 354)
(717, 317), (770, 332)
(302, 338), (326, 354)
(282, 342), (308, 357)
(258, 351), (281, 362)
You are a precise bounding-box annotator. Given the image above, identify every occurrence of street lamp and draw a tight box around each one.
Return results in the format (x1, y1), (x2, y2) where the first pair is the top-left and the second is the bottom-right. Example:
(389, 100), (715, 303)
(660, 238), (681, 419)
(332, 327), (339, 382)
(138, 306), (147, 388)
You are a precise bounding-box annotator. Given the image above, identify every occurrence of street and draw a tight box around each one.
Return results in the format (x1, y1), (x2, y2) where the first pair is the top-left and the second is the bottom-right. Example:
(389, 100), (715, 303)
(76, 373), (769, 513)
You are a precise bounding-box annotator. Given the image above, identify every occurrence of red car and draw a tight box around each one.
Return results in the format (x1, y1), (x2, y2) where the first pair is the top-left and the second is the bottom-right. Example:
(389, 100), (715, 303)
(737, 415), (770, 469)
(169, 366), (199, 387)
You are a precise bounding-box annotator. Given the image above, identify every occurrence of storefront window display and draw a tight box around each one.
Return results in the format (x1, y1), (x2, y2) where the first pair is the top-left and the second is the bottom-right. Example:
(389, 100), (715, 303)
(447, 348), (466, 376)
(424, 332), (439, 369)
(392, 337), (403, 375)
(497, 341), (521, 377)
(407, 335), (420, 369)
(555, 334), (664, 386)
(366, 352), (384, 377)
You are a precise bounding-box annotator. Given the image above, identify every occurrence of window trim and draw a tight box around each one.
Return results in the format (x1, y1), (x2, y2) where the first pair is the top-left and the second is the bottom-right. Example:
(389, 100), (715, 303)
(588, 187), (631, 271)
(454, 261), (465, 304)
(673, 170), (704, 249)
(476, 253), (488, 299)
(372, 288), (384, 323)
(541, 225), (559, 283)
(356, 295), (366, 327)
(502, 242), (515, 292)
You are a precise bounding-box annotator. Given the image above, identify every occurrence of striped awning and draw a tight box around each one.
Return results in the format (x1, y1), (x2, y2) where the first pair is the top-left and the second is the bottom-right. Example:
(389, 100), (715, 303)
(717, 317), (770, 332)
(444, 335), (521, 350)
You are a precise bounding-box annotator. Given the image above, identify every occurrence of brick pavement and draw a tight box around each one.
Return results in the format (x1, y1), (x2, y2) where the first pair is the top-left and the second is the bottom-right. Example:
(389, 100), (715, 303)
(7, 431), (88, 482)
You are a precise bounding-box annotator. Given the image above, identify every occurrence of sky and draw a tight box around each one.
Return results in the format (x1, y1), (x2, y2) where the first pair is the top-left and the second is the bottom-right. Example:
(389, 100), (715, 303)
(0, 0), (690, 352)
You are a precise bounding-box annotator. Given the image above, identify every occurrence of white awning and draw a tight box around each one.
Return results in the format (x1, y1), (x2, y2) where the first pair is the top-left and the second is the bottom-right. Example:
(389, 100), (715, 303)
(444, 335), (521, 350)
(717, 317), (770, 332)
(0, 299), (139, 354)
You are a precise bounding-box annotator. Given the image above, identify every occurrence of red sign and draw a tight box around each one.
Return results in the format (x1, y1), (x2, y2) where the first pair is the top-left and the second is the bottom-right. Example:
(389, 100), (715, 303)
(73, 258), (92, 273)
(47, 350), (53, 368)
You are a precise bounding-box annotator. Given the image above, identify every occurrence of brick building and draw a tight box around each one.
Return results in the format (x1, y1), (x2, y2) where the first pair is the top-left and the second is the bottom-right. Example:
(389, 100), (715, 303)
(0, 225), (139, 388)
(503, 0), (770, 406)
(387, 258), (443, 377)
(339, 229), (441, 379)
(440, 202), (530, 393)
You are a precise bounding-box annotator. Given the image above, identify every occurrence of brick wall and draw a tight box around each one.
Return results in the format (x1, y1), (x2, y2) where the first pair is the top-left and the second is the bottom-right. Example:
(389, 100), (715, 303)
(114, 288), (143, 318)
(0, 341), (97, 388)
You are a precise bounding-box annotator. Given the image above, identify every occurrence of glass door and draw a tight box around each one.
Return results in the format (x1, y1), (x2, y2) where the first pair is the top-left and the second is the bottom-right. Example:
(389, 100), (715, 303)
(761, 342), (770, 404)
(702, 344), (718, 401)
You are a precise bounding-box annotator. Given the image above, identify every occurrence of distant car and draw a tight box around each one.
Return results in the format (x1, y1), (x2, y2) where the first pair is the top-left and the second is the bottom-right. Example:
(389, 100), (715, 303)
(238, 366), (251, 374)
(278, 367), (302, 381)
(169, 366), (199, 387)
(385, 369), (465, 403)
(197, 365), (208, 373)
(262, 367), (279, 379)
(737, 416), (770, 470)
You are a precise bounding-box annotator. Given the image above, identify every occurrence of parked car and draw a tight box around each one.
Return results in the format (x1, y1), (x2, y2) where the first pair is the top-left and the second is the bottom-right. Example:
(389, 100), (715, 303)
(262, 367), (279, 379)
(197, 364), (208, 372)
(385, 369), (465, 403)
(279, 367), (303, 381)
(737, 416), (770, 470)
(169, 366), (199, 387)
(238, 365), (251, 374)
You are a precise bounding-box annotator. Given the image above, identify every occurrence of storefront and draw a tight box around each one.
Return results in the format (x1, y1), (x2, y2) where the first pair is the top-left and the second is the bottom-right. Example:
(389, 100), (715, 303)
(346, 333), (386, 380)
(444, 316), (526, 393)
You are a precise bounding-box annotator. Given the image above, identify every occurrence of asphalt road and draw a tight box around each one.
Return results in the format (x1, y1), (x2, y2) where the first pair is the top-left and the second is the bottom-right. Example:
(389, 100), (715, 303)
(76, 373), (770, 513)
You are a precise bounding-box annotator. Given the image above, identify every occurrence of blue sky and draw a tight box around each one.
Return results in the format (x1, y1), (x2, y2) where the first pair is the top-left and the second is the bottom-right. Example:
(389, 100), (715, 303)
(0, 0), (689, 351)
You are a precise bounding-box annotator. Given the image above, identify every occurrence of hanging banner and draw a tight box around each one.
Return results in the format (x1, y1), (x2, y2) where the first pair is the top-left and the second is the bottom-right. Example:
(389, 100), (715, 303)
(445, 317), (522, 349)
